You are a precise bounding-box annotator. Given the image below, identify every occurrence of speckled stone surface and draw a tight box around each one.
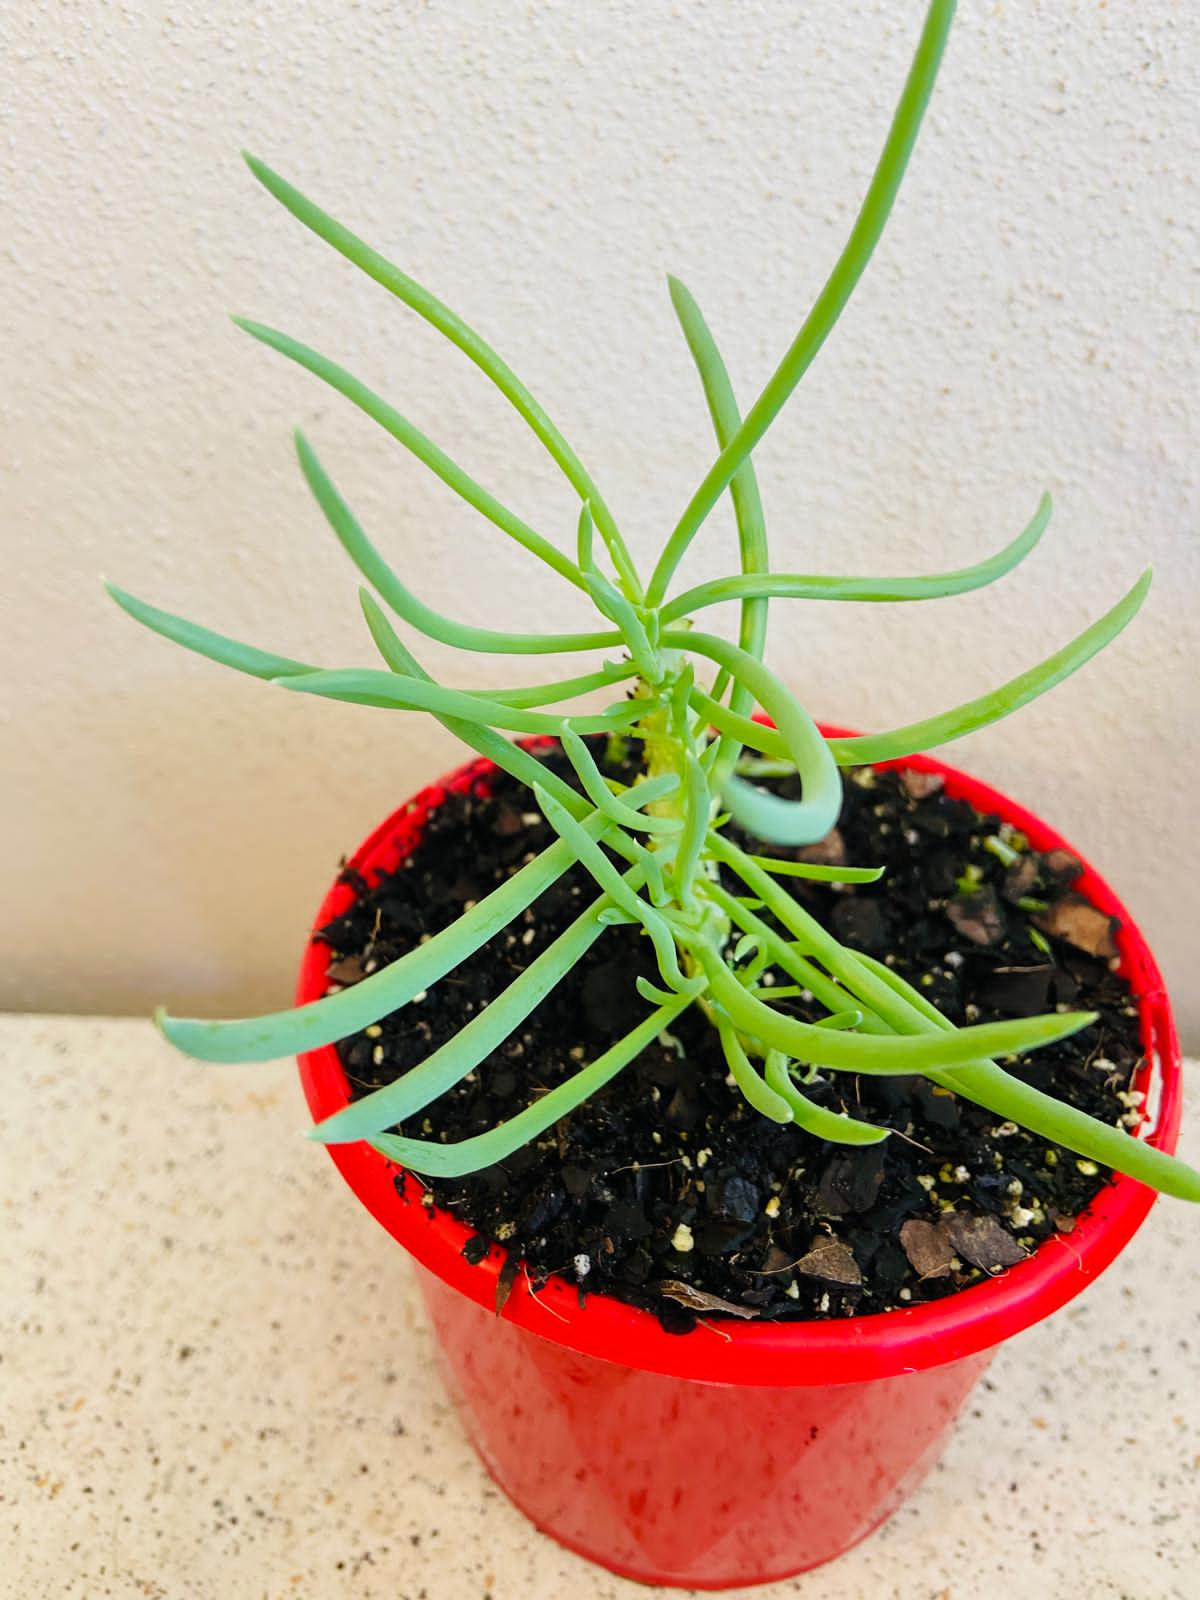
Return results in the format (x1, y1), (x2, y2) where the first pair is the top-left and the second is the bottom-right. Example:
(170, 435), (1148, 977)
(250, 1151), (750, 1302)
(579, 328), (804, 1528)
(3, 1015), (1197, 1599)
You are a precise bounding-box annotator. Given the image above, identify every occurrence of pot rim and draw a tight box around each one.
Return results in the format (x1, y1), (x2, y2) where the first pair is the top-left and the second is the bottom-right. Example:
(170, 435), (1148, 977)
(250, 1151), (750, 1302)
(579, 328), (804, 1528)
(296, 729), (1181, 1386)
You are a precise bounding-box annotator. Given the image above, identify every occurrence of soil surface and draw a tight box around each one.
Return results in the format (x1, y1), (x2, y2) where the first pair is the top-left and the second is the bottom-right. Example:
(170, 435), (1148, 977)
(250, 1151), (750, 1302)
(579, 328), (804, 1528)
(317, 743), (1143, 1331)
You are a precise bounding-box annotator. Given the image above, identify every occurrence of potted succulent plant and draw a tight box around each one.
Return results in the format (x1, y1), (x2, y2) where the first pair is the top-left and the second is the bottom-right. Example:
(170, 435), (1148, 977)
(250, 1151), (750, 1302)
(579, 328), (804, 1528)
(110, 0), (1196, 1588)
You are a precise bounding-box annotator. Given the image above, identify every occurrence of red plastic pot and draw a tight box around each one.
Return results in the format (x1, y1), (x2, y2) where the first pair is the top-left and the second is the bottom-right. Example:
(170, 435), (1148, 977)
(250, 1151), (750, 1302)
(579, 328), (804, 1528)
(296, 732), (1181, 1590)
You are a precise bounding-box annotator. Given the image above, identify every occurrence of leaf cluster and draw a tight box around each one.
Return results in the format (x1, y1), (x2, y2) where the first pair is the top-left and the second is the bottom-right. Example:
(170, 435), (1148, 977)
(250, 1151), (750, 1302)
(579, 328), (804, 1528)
(109, 0), (1199, 1202)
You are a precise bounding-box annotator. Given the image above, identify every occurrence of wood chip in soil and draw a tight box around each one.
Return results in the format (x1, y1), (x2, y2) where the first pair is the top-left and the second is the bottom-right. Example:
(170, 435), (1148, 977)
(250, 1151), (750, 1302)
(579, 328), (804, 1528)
(793, 1238), (862, 1286)
(1033, 894), (1119, 959)
(944, 1213), (1029, 1273)
(899, 1218), (956, 1280)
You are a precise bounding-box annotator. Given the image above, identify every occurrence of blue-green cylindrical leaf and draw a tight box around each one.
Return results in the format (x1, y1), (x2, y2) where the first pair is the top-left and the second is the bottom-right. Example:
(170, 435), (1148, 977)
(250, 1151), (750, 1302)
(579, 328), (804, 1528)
(476, 663), (637, 709)
(847, 953), (1200, 1201)
(926, 1058), (1200, 1201)
(660, 493), (1053, 622)
(106, 583), (316, 680)
(715, 1016), (793, 1124)
(159, 772), (682, 1063)
(297, 432), (621, 657)
(310, 888), (623, 1143)
(367, 996), (691, 1177)
(158, 836), (587, 1063)
(667, 275), (771, 789)
(560, 728), (682, 834)
(721, 774), (837, 848)
(746, 854), (884, 885)
(762, 1053), (889, 1144)
(234, 317), (585, 588)
(828, 570), (1152, 767)
(242, 153), (644, 601)
(700, 952), (1095, 1074)
(667, 629), (841, 846)
(275, 667), (644, 736)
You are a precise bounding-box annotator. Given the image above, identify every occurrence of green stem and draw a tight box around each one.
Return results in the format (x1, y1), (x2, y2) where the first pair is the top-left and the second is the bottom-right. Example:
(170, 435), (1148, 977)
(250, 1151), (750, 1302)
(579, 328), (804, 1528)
(667, 275), (770, 789)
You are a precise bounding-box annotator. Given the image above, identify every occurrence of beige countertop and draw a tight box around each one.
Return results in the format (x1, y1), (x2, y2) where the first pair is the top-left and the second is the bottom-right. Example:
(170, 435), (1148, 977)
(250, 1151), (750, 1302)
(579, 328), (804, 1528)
(3, 1014), (1197, 1600)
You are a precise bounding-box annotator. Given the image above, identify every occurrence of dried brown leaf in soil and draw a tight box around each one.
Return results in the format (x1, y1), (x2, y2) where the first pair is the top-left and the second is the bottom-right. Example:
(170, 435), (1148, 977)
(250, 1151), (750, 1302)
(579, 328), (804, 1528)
(794, 1237), (862, 1286)
(325, 954), (367, 985)
(1001, 856), (1039, 904)
(1033, 894), (1119, 959)
(816, 1147), (887, 1216)
(1042, 849), (1083, 884)
(944, 1213), (1028, 1273)
(899, 1218), (956, 1280)
(494, 1254), (520, 1316)
(946, 886), (1006, 947)
(493, 805), (527, 837)
(655, 1280), (760, 1320)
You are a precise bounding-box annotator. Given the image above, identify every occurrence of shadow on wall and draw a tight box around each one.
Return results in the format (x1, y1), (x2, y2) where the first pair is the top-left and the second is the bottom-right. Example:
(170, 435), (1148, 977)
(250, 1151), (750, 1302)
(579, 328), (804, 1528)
(4, 675), (456, 1022)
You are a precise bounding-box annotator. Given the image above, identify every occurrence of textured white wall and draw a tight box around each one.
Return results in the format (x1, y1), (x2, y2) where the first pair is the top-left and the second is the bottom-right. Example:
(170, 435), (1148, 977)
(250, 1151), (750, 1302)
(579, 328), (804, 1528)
(4, 2), (1198, 1044)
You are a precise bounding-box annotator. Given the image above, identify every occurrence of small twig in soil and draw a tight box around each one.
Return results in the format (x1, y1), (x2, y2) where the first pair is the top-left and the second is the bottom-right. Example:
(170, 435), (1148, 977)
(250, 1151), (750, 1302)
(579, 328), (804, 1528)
(522, 1265), (568, 1322)
(749, 1254), (807, 1276)
(884, 1125), (935, 1156)
(695, 1319), (733, 1343)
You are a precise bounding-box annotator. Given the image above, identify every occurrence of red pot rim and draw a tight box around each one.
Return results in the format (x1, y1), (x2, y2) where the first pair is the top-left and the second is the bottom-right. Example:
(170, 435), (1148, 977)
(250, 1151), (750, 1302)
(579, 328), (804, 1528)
(297, 730), (1182, 1386)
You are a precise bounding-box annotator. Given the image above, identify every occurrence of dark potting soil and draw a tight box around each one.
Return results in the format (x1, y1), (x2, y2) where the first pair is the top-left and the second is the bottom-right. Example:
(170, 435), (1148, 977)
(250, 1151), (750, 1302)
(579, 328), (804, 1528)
(317, 744), (1144, 1331)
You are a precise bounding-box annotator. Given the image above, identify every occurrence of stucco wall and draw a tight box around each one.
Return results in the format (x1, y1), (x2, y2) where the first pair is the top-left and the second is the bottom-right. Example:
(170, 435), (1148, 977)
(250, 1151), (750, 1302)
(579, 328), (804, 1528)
(4, 2), (1198, 1044)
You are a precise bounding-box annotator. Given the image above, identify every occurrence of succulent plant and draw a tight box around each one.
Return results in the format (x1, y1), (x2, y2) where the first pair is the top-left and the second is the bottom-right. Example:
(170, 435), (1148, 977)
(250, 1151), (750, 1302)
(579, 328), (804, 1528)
(110, 0), (1199, 1201)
